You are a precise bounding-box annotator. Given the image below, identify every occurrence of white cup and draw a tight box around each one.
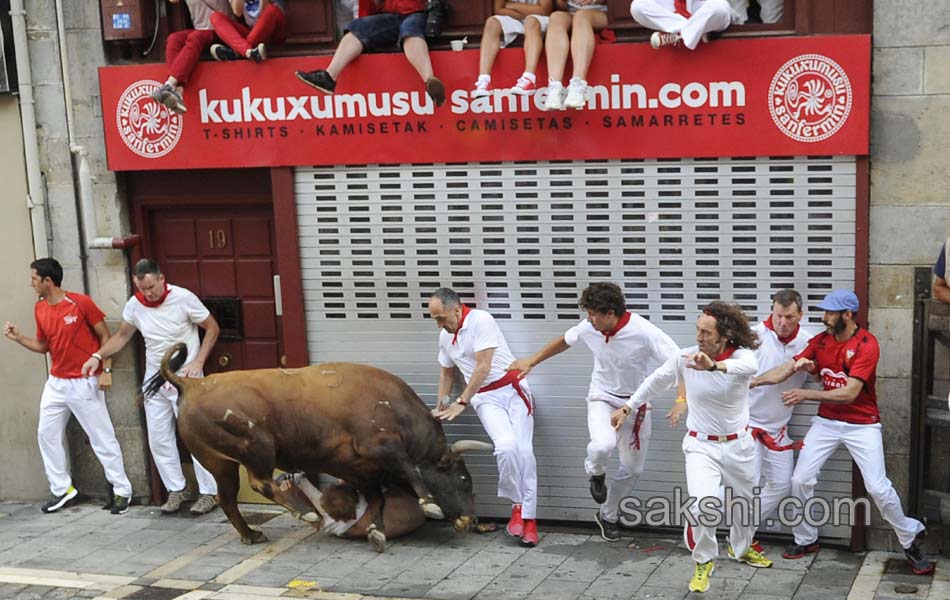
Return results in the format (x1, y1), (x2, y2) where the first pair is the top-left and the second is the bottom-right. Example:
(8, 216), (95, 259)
(450, 40), (464, 51)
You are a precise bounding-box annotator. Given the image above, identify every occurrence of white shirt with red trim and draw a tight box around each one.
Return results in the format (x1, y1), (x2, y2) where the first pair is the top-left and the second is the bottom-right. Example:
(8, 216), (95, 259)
(627, 345), (758, 436)
(122, 284), (211, 379)
(564, 314), (680, 404)
(747, 320), (814, 431)
(438, 309), (515, 385)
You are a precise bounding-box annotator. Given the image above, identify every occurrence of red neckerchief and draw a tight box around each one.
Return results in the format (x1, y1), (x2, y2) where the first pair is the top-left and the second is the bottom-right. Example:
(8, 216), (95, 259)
(451, 304), (471, 345)
(674, 0), (691, 18)
(714, 345), (737, 361)
(135, 282), (171, 308)
(763, 316), (800, 345)
(602, 311), (631, 344)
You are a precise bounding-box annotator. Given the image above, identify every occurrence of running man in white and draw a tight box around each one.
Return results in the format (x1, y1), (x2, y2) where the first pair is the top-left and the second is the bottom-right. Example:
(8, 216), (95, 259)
(611, 301), (772, 594)
(746, 289), (813, 531)
(630, 0), (739, 50)
(429, 287), (540, 546)
(753, 289), (934, 575)
(5, 258), (133, 514)
(81, 259), (221, 516)
(509, 282), (680, 541)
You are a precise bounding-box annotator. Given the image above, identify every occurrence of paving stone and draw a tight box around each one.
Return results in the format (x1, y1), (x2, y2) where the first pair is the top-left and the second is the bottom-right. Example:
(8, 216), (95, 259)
(526, 579), (590, 600)
(628, 585), (688, 600)
(11, 585), (55, 600)
(376, 581), (434, 598)
(236, 563), (306, 587)
(792, 584), (852, 600)
(458, 550), (520, 577)
(425, 574), (495, 600)
(744, 567), (805, 596)
(472, 590), (529, 600)
(584, 571), (650, 599)
(800, 560), (860, 587)
(481, 562), (556, 593)
(328, 569), (394, 593)
(697, 576), (747, 600)
(737, 595), (793, 600)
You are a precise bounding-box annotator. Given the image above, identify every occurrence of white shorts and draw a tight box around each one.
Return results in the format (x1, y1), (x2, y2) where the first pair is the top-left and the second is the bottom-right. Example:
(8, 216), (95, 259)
(491, 14), (549, 48)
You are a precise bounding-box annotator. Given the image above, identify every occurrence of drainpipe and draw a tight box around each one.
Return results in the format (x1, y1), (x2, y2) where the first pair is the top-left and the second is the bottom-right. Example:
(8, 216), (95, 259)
(53, 0), (140, 258)
(9, 0), (51, 260)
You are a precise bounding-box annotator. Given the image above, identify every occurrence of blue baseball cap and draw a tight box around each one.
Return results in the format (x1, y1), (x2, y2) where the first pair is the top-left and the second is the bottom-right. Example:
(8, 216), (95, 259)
(817, 289), (859, 312)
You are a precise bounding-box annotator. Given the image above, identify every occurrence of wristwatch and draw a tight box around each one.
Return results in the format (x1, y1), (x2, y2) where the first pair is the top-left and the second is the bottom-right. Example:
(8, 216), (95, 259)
(103, 367), (112, 374)
(707, 362), (718, 372)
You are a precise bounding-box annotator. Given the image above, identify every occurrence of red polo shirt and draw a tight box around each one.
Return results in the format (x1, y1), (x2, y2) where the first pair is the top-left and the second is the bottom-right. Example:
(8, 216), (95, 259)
(794, 327), (880, 424)
(35, 292), (106, 379)
(380, 0), (426, 15)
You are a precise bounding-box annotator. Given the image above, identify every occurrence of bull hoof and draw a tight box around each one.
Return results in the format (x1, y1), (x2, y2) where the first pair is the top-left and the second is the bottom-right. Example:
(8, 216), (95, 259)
(368, 528), (387, 553)
(422, 502), (445, 520)
(241, 529), (268, 545)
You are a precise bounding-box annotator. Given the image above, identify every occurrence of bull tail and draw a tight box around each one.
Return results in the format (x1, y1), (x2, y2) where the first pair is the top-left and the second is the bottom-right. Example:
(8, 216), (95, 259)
(143, 343), (188, 397)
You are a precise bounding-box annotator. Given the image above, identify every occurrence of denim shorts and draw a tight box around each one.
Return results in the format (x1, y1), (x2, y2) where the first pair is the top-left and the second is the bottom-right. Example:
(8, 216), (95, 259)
(346, 12), (427, 50)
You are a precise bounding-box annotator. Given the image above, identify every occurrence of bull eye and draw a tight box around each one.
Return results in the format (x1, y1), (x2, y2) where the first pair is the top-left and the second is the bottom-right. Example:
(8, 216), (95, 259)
(460, 475), (467, 480)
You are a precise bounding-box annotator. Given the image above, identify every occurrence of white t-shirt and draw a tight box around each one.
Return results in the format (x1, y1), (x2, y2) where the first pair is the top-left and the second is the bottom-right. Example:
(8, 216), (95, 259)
(747, 320), (814, 431)
(438, 309), (516, 386)
(122, 284), (210, 379)
(564, 314), (679, 405)
(185, 0), (232, 30)
(627, 345), (759, 436)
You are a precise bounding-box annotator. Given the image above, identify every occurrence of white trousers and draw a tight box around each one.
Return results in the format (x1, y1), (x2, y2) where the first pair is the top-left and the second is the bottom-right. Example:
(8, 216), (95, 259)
(145, 382), (217, 495)
(730, 0), (783, 23)
(38, 376), (132, 497)
(752, 426), (795, 527)
(683, 431), (756, 564)
(472, 383), (538, 519)
(790, 416), (924, 548)
(586, 397), (651, 522)
(630, 0), (736, 49)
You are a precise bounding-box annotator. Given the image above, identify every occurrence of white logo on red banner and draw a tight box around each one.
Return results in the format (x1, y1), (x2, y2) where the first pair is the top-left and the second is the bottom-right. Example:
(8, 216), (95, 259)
(115, 79), (183, 158)
(768, 54), (852, 143)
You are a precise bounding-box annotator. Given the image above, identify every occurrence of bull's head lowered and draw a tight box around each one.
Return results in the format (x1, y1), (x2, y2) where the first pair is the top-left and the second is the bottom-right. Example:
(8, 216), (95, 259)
(418, 439), (492, 533)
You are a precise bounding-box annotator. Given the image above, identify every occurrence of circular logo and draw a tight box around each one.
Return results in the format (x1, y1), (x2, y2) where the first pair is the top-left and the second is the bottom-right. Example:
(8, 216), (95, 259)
(768, 54), (852, 143)
(115, 79), (183, 158)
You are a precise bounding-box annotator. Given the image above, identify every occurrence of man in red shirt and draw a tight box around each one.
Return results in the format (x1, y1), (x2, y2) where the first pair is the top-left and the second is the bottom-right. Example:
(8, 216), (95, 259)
(295, 0), (446, 107)
(753, 289), (933, 575)
(3, 259), (132, 514)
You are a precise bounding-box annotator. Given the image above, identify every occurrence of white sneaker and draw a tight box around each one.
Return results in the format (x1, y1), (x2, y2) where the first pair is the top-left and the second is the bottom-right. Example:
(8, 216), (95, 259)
(472, 77), (491, 98)
(543, 82), (565, 111)
(509, 75), (537, 96)
(650, 31), (682, 49)
(564, 78), (588, 109)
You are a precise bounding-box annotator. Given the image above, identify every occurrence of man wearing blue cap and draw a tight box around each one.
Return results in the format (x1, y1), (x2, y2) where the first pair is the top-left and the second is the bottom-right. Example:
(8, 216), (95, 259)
(753, 289), (933, 575)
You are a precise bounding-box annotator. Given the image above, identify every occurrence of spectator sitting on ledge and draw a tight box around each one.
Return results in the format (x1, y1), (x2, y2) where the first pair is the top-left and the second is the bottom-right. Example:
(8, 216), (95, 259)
(209, 0), (288, 62)
(150, 0), (233, 115)
(473, 0), (554, 98)
(542, 0), (610, 111)
(630, 0), (739, 51)
(295, 0), (447, 107)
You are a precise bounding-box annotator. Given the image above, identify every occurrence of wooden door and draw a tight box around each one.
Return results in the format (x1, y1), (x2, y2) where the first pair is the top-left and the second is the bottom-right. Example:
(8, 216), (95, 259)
(148, 205), (282, 375)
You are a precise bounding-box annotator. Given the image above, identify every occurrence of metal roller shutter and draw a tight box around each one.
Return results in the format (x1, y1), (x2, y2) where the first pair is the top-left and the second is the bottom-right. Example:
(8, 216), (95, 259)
(294, 156), (856, 540)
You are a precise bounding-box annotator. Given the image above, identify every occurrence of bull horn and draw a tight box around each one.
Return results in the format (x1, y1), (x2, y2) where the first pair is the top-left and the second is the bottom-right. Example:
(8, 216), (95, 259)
(452, 440), (494, 454)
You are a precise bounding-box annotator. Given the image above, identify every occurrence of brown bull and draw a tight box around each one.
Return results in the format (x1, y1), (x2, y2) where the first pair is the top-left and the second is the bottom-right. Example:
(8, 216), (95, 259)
(147, 343), (488, 548)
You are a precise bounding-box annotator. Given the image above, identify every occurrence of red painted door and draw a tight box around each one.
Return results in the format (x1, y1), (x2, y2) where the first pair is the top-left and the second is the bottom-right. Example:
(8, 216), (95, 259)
(147, 205), (281, 374)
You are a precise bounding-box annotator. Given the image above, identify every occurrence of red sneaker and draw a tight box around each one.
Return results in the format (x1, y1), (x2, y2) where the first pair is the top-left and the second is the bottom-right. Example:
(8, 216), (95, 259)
(506, 504), (524, 537)
(521, 519), (538, 546)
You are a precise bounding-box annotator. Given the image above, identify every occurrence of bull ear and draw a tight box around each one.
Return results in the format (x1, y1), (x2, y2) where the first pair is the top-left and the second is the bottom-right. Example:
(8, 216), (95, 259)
(451, 440), (494, 455)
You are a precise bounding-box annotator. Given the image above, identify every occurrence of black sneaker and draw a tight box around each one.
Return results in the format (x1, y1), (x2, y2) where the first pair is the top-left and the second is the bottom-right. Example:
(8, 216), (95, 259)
(210, 44), (241, 61)
(110, 495), (130, 515)
(426, 77), (446, 107)
(594, 512), (621, 542)
(296, 69), (336, 94)
(41, 486), (78, 513)
(782, 541), (820, 559)
(904, 543), (935, 575)
(589, 474), (607, 504)
(246, 43), (267, 62)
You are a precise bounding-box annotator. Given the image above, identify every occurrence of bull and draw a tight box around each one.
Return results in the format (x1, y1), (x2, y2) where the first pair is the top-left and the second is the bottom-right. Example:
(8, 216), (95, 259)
(146, 343), (489, 549)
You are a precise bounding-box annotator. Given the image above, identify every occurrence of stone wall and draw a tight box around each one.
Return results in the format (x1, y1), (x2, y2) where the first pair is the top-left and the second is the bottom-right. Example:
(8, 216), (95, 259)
(868, 1), (950, 551)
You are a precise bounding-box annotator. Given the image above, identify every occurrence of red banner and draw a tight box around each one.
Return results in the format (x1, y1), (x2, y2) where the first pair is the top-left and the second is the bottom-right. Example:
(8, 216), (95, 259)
(99, 34), (869, 171)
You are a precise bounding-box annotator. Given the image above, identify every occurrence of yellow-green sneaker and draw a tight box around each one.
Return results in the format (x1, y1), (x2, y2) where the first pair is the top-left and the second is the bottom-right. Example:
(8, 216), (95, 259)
(689, 560), (715, 593)
(728, 544), (773, 568)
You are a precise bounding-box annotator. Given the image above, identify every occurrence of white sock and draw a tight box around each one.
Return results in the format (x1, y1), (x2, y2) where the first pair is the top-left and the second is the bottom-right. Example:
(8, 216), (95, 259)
(548, 79), (562, 87)
(521, 72), (536, 83)
(477, 74), (491, 84)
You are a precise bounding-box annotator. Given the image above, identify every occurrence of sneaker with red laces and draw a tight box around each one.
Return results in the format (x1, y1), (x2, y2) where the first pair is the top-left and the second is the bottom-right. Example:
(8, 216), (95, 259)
(650, 31), (682, 49)
(521, 519), (538, 546)
(751, 539), (765, 553)
(506, 504), (524, 537)
(510, 76), (536, 96)
(472, 78), (491, 98)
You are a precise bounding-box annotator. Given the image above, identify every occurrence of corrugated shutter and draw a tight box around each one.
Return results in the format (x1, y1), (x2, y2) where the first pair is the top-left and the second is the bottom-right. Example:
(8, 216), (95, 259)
(294, 156), (856, 540)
